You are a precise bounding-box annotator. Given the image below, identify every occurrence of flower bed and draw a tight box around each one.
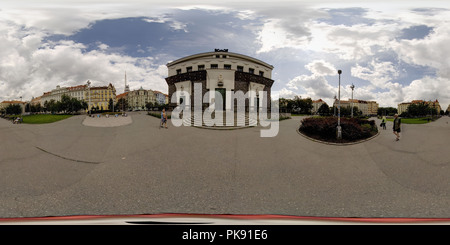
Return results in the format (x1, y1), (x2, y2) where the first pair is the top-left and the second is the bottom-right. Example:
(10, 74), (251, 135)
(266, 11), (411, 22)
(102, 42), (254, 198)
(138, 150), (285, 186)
(299, 117), (378, 143)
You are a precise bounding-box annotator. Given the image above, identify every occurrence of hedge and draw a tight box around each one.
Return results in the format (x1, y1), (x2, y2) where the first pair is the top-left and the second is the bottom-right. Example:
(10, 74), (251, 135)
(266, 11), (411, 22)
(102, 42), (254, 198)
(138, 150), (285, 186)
(299, 117), (377, 143)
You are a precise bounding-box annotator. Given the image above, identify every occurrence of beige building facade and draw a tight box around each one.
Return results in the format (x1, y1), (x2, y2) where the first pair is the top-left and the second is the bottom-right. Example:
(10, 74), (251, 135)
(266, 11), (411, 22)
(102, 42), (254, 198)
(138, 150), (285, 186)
(398, 99), (442, 115)
(0, 100), (26, 114)
(127, 87), (156, 111)
(312, 99), (325, 114)
(367, 101), (379, 115)
(39, 83), (116, 112)
(86, 83), (116, 111)
(333, 99), (378, 116)
(41, 84), (87, 106)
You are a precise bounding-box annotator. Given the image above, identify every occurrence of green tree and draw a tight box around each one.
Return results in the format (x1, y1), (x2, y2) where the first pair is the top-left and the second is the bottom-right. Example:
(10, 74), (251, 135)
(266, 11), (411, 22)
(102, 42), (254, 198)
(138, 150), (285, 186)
(145, 102), (154, 111)
(46, 99), (58, 114)
(407, 102), (430, 117)
(317, 103), (330, 116)
(335, 106), (361, 117)
(378, 107), (397, 116)
(69, 97), (83, 114)
(60, 94), (72, 113)
(43, 100), (49, 113)
(108, 98), (114, 112)
(29, 103), (41, 113)
(6, 104), (22, 115)
(291, 96), (313, 114)
(25, 103), (31, 113)
(117, 98), (128, 112)
(81, 101), (88, 111)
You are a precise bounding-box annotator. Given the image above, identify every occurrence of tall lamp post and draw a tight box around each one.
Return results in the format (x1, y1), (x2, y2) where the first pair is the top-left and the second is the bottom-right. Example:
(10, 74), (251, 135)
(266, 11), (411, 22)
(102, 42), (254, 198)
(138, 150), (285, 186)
(337, 70), (342, 140)
(87, 80), (91, 115)
(350, 83), (355, 118)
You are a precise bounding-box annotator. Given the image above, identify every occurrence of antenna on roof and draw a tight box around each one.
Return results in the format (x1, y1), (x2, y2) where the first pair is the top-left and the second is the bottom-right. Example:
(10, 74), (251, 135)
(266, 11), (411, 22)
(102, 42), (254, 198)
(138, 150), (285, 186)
(124, 71), (130, 93)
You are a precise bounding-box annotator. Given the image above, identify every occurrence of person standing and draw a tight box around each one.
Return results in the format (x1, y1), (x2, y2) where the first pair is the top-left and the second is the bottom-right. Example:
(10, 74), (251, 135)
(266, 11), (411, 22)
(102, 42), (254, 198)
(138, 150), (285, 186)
(393, 114), (401, 141)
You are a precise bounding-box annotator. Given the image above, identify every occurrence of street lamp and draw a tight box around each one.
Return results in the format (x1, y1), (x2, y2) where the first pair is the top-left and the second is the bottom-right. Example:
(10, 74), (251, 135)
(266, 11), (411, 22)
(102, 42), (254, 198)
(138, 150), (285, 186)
(337, 70), (342, 140)
(20, 96), (23, 114)
(350, 83), (355, 118)
(87, 80), (91, 115)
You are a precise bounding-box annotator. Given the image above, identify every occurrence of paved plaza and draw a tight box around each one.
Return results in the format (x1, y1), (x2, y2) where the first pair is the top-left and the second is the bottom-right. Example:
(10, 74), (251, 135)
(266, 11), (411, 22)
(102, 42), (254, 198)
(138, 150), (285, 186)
(0, 112), (449, 219)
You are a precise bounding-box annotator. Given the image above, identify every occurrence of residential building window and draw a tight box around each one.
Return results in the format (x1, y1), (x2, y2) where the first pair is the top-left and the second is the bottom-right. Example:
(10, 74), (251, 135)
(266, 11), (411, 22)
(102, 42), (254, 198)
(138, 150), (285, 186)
(237, 66), (244, 72)
(224, 64), (231, 70)
(215, 55), (221, 58)
(249, 68), (254, 74)
(198, 65), (205, 71)
(211, 64), (218, 69)
(176, 69), (182, 75)
(259, 71), (264, 77)
(186, 66), (193, 72)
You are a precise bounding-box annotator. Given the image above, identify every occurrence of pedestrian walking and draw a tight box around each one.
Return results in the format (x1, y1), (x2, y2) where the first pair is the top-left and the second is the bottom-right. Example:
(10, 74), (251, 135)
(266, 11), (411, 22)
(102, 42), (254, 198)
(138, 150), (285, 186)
(393, 114), (401, 141)
(161, 108), (168, 129)
(381, 116), (387, 130)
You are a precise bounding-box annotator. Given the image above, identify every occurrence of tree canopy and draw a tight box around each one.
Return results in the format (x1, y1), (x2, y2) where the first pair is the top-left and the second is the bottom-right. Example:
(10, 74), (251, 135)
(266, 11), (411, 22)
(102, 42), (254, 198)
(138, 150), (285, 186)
(279, 96), (313, 114)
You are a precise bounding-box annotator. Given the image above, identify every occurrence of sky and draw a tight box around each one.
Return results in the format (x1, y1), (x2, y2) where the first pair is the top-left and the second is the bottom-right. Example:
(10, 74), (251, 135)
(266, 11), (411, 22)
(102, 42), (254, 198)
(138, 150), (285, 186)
(0, 0), (449, 108)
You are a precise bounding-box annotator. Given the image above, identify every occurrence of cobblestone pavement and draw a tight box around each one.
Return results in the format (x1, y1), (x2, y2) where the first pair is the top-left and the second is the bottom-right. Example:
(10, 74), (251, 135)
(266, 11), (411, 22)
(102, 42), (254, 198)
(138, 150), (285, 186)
(0, 113), (449, 219)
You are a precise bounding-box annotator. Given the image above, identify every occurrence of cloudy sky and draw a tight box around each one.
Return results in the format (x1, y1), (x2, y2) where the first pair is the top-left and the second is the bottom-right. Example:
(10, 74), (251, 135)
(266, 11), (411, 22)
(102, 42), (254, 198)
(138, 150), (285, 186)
(1, 0), (449, 108)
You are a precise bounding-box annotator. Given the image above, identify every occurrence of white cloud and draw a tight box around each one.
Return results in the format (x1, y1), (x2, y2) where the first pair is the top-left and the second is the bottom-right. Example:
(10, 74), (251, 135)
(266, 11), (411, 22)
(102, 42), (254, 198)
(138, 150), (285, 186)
(256, 19), (310, 53)
(393, 24), (450, 80)
(351, 59), (399, 88)
(308, 21), (398, 61)
(0, 22), (167, 101)
(143, 16), (188, 32)
(253, 4), (327, 53)
(98, 43), (109, 50)
(402, 76), (450, 104)
(277, 88), (297, 99)
(305, 60), (336, 76)
(287, 74), (336, 100)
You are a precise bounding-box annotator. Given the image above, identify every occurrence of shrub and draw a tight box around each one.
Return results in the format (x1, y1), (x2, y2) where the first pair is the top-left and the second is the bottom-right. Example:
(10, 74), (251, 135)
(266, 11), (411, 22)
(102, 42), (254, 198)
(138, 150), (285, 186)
(299, 117), (377, 143)
(148, 111), (171, 119)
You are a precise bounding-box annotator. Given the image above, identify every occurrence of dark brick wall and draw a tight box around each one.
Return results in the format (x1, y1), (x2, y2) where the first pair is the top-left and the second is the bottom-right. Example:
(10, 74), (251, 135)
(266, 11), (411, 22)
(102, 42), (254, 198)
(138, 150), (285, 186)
(234, 71), (274, 88)
(165, 70), (207, 85)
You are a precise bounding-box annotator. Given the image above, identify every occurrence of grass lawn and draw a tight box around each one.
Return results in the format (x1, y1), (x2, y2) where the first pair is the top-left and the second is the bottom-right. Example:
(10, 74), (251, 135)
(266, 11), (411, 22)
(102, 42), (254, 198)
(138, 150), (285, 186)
(386, 117), (432, 124)
(22, 114), (73, 124)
